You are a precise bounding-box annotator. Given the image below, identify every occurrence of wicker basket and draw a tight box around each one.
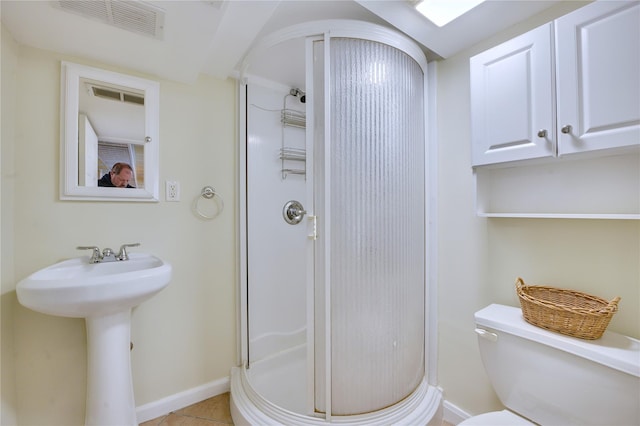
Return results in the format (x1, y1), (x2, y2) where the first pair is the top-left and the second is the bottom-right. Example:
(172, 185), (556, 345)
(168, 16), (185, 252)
(515, 277), (620, 340)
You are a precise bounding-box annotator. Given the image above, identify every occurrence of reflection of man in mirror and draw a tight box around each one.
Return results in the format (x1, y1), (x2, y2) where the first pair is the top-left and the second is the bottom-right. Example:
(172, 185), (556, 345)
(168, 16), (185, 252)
(98, 162), (135, 188)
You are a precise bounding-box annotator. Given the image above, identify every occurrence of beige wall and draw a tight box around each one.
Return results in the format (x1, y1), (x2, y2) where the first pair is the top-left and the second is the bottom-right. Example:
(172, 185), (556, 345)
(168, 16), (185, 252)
(436, 1), (640, 417)
(1, 30), (237, 424)
(2, 23), (20, 425)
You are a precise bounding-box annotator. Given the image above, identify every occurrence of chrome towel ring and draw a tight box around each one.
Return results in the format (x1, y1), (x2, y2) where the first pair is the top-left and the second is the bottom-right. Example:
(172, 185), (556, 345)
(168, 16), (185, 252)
(194, 186), (224, 220)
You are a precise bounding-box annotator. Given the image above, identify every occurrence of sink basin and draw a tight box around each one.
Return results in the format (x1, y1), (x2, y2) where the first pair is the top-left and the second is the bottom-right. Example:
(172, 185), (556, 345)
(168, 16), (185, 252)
(17, 253), (171, 318)
(16, 252), (172, 425)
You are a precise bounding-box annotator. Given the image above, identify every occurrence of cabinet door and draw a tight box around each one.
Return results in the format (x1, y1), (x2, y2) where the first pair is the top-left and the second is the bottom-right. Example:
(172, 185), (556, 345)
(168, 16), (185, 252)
(556, 1), (640, 155)
(470, 23), (555, 166)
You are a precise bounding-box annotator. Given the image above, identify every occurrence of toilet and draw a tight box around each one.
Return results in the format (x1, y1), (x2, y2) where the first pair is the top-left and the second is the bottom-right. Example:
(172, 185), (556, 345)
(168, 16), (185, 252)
(460, 304), (640, 426)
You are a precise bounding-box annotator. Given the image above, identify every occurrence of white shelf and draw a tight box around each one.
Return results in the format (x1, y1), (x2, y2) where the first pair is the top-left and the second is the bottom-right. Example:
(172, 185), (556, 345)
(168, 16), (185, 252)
(474, 151), (640, 220)
(479, 213), (640, 220)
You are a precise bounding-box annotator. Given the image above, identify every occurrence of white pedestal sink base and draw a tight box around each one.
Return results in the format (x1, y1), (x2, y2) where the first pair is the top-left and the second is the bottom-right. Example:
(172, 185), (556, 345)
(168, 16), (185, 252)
(16, 253), (172, 425)
(85, 309), (137, 426)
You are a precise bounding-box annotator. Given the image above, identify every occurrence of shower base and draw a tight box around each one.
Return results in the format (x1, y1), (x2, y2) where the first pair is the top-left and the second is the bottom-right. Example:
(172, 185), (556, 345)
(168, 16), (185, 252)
(244, 344), (307, 413)
(230, 347), (443, 425)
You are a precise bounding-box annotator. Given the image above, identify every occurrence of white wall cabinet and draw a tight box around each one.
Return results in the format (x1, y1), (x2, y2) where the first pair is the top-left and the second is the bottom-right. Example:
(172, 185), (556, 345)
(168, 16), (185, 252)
(471, 1), (640, 167)
(555, 1), (640, 156)
(470, 1), (640, 219)
(470, 23), (555, 166)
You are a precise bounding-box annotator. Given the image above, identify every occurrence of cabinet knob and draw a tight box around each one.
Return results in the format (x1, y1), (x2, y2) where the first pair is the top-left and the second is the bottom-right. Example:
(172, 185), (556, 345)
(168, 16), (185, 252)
(537, 129), (547, 138)
(561, 125), (572, 134)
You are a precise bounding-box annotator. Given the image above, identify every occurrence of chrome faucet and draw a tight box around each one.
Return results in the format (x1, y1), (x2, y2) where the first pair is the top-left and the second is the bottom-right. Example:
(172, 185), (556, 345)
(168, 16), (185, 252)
(77, 243), (140, 263)
(101, 247), (116, 261)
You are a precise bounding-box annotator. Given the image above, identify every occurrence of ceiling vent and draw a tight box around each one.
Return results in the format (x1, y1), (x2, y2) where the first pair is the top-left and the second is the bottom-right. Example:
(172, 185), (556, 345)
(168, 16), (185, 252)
(52, 0), (165, 40)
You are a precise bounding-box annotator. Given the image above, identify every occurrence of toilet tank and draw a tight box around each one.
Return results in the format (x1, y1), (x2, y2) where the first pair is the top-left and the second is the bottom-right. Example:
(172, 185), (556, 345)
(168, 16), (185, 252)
(475, 304), (640, 426)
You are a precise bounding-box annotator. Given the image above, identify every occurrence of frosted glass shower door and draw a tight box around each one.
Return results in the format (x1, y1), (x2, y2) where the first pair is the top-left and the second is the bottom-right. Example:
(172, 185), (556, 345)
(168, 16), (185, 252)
(313, 38), (426, 416)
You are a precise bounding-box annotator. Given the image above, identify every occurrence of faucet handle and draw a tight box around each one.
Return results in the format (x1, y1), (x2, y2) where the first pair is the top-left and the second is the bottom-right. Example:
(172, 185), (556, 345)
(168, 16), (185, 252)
(117, 243), (140, 261)
(77, 246), (102, 263)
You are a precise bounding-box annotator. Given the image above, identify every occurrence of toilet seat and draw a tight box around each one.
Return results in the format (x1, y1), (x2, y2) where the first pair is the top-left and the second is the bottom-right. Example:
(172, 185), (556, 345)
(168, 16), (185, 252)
(458, 409), (534, 425)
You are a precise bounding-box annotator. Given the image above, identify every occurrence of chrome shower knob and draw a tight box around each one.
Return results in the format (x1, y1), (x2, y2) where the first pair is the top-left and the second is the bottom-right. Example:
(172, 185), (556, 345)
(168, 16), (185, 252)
(283, 200), (307, 225)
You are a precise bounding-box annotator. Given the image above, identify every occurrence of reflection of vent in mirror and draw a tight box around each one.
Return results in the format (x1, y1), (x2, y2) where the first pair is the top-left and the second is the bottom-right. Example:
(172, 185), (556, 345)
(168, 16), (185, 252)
(89, 85), (145, 106)
(52, 0), (165, 40)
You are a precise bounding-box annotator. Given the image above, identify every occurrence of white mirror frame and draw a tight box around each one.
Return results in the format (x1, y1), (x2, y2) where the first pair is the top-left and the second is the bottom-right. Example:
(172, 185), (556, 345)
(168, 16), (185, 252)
(60, 61), (160, 201)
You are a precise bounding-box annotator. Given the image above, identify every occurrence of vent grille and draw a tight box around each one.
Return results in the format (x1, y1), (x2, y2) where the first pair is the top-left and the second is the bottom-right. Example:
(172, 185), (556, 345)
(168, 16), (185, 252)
(53, 0), (165, 40)
(86, 83), (145, 105)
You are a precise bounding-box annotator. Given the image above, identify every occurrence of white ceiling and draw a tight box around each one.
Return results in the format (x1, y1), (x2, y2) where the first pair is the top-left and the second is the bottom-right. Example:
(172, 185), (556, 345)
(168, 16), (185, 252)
(1, 0), (563, 85)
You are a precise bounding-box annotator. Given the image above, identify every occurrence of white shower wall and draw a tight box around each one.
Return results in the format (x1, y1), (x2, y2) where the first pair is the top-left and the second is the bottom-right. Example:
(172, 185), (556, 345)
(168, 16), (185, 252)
(246, 81), (308, 363)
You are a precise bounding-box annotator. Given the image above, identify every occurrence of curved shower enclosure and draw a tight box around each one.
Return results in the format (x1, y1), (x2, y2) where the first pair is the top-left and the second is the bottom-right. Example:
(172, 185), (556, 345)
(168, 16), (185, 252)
(232, 20), (441, 425)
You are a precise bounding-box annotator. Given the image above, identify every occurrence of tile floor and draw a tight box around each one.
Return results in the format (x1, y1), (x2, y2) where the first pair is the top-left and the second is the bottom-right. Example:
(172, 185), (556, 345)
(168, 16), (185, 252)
(139, 392), (456, 426)
(139, 392), (233, 425)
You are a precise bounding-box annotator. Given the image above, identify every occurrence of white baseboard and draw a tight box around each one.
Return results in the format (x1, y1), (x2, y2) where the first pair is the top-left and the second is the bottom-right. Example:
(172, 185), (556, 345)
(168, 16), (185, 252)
(136, 376), (230, 423)
(442, 399), (471, 425)
(136, 379), (467, 425)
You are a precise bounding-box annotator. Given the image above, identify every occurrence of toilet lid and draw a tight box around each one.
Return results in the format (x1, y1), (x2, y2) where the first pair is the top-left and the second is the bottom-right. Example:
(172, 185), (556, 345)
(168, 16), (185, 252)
(458, 409), (534, 426)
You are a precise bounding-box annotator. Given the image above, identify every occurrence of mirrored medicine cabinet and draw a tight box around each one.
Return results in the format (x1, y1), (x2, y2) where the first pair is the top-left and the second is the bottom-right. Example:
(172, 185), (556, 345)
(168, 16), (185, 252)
(60, 61), (160, 201)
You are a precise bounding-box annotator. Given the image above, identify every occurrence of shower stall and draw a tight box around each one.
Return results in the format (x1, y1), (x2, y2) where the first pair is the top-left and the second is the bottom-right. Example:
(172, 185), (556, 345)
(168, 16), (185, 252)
(231, 21), (441, 425)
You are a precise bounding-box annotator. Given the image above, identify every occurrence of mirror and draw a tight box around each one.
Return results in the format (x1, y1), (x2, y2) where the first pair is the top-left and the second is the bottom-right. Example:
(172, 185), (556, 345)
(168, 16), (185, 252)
(60, 61), (160, 201)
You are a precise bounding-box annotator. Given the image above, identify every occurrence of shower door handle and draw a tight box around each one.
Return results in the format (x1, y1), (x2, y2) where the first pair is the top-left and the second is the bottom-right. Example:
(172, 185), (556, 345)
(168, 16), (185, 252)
(308, 215), (317, 240)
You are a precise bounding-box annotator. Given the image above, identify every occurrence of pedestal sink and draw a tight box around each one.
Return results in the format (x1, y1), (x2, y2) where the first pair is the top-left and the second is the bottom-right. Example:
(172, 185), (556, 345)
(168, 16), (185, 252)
(16, 253), (172, 426)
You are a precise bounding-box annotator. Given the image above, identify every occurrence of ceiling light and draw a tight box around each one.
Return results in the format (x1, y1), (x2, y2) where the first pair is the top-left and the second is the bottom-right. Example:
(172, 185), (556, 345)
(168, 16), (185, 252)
(415, 0), (486, 27)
